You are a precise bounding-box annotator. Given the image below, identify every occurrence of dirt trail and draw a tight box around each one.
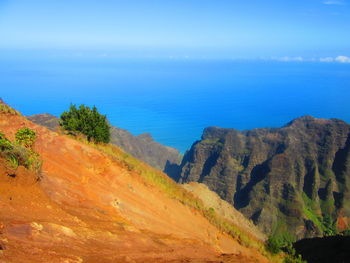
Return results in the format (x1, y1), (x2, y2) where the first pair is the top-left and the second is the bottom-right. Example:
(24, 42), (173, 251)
(0, 112), (271, 263)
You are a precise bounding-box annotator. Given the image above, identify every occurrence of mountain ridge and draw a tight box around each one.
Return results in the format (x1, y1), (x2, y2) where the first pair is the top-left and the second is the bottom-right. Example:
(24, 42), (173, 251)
(177, 116), (350, 240)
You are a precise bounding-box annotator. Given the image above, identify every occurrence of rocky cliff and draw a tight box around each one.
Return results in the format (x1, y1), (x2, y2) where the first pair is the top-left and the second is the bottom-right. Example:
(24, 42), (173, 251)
(27, 113), (60, 131)
(178, 116), (350, 240)
(109, 127), (181, 172)
(27, 114), (181, 172)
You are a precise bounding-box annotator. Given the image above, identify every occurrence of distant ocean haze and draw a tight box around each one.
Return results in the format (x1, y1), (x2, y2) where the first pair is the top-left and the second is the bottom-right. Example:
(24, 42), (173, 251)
(1, 58), (350, 152)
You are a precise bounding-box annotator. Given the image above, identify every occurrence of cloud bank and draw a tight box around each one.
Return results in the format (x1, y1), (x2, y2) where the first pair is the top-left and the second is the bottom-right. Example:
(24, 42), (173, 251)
(276, 56), (304, 62)
(335, 56), (350, 63)
(318, 56), (350, 63)
(323, 0), (346, 5)
(268, 56), (350, 63)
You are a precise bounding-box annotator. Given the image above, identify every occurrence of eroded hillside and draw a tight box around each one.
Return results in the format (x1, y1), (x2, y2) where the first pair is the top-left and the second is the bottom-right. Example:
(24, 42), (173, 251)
(0, 106), (272, 263)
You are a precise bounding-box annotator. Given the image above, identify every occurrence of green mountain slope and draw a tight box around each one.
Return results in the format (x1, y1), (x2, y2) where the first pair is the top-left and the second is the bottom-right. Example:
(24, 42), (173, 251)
(177, 116), (350, 240)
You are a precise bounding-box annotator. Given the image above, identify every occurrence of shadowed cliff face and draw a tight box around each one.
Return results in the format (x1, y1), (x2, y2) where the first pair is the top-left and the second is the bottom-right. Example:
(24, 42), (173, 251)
(293, 235), (350, 263)
(27, 114), (181, 172)
(178, 116), (350, 239)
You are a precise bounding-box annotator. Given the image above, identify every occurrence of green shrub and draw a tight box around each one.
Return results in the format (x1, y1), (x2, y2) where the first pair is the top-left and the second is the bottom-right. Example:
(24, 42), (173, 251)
(0, 132), (13, 151)
(60, 104), (110, 143)
(11, 144), (30, 166)
(283, 243), (307, 263)
(266, 233), (307, 263)
(15, 128), (36, 148)
(6, 153), (19, 168)
(0, 129), (41, 171)
(322, 215), (336, 236)
(26, 151), (42, 171)
(266, 235), (284, 254)
(3, 144), (41, 171)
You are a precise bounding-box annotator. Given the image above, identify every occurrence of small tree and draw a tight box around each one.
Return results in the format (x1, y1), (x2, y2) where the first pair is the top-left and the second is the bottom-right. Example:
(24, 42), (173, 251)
(60, 104), (110, 143)
(15, 128), (36, 148)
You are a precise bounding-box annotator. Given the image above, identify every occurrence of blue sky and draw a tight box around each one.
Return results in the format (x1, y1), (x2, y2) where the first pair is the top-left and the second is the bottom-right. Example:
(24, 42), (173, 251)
(0, 0), (349, 58)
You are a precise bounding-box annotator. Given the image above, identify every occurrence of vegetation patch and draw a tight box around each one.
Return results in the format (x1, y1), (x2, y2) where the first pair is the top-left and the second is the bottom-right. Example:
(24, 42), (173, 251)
(302, 192), (337, 235)
(60, 104), (110, 143)
(16, 128), (36, 148)
(302, 192), (324, 233)
(266, 230), (306, 263)
(0, 129), (41, 171)
(263, 218), (310, 263)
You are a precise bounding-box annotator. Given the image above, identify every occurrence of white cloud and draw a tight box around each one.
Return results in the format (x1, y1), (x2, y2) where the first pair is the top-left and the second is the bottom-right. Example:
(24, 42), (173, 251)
(265, 56), (350, 64)
(319, 57), (334, 62)
(272, 56), (304, 62)
(318, 56), (350, 63)
(323, 0), (346, 5)
(335, 56), (350, 63)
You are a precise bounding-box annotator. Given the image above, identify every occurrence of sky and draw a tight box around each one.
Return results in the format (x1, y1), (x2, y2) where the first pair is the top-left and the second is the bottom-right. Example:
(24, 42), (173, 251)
(0, 0), (350, 59)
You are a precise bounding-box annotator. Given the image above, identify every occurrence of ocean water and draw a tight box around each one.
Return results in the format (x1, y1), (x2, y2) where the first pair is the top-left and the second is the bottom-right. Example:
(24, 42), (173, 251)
(1, 57), (350, 153)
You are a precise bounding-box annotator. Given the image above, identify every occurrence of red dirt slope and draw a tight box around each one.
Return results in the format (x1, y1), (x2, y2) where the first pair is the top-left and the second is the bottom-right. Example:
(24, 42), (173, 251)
(0, 111), (271, 263)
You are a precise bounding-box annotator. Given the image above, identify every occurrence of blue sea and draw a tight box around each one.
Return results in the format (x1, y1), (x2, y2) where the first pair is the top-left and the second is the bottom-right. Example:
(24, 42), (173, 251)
(1, 56), (350, 153)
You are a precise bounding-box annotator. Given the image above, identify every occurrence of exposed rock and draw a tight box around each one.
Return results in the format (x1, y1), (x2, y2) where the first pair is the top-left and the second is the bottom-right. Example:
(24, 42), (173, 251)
(27, 113), (60, 131)
(27, 114), (181, 172)
(109, 126), (181, 171)
(177, 116), (350, 239)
